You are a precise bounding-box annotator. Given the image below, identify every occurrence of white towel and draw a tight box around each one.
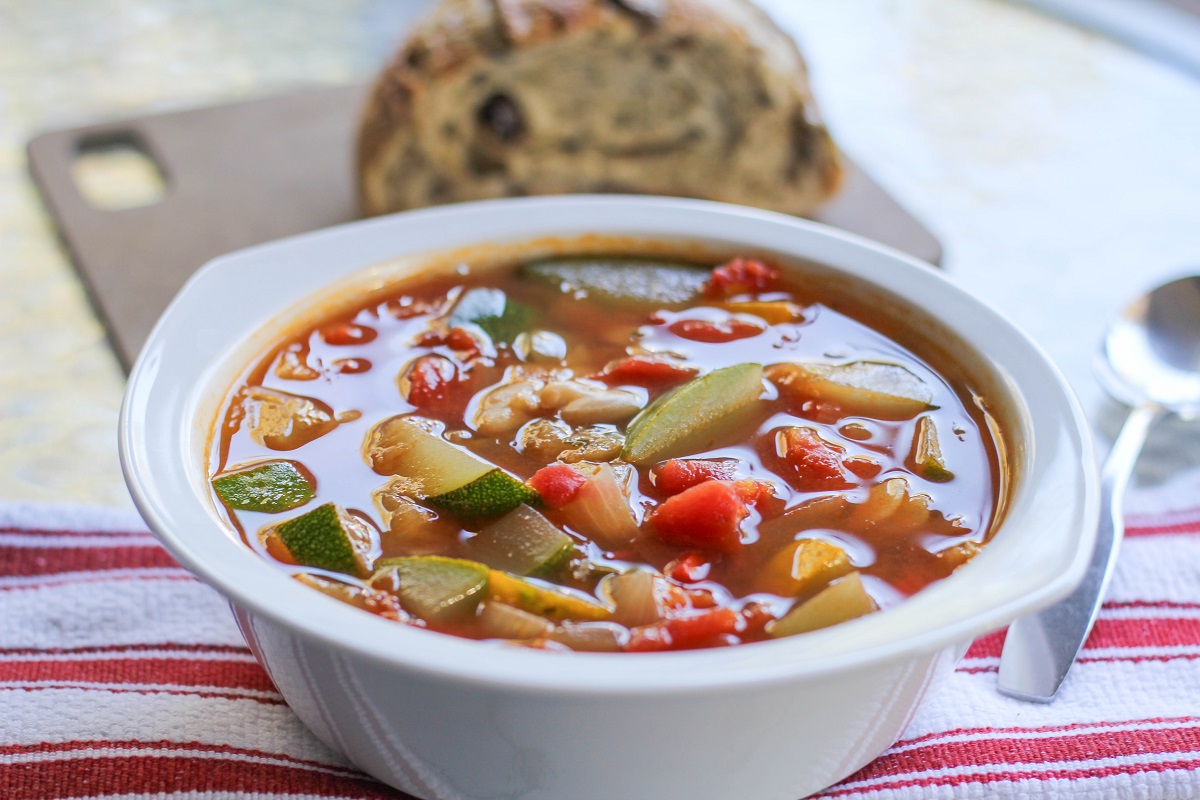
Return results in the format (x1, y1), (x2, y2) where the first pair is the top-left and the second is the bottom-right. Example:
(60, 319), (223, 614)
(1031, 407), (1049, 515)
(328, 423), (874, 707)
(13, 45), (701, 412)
(0, 474), (1197, 799)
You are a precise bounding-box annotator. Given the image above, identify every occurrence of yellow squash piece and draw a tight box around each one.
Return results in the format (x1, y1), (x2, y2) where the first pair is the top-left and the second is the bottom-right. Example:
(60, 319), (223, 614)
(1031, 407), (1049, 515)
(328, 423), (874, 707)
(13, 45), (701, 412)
(766, 361), (933, 420)
(759, 539), (853, 598)
(767, 572), (877, 638)
(488, 571), (612, 622)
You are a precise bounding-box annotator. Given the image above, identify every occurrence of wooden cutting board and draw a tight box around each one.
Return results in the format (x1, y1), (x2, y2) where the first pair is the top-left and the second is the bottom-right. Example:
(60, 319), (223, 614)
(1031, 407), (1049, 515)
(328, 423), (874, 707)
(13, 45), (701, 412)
(27, 84), (942, 372)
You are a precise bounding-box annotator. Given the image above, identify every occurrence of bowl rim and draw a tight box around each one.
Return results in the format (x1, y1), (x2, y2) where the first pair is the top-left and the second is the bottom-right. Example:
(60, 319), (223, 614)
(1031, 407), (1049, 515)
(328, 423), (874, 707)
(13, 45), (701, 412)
(119, 194), (1099, 695)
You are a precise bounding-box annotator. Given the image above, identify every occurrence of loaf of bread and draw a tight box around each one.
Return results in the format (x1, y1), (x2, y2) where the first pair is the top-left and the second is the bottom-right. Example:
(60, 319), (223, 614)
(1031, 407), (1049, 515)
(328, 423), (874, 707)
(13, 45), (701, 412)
(357, 0), (842, 217)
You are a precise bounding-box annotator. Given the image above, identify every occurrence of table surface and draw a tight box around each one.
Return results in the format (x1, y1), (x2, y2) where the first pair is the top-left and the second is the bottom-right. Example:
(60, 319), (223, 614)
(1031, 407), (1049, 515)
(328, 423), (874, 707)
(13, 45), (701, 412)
(2, 0), (1199, 508)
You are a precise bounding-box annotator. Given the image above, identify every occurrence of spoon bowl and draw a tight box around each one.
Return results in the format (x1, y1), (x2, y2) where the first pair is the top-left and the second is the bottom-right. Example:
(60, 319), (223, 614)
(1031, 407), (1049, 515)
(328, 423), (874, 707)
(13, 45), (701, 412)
(1000, 272), (1200, 702)
(1099, 274), (1200, 419)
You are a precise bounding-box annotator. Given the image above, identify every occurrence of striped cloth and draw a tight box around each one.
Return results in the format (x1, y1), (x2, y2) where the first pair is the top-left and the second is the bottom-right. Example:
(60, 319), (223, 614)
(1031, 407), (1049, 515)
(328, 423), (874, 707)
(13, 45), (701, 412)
(2, 472), (1198, 800)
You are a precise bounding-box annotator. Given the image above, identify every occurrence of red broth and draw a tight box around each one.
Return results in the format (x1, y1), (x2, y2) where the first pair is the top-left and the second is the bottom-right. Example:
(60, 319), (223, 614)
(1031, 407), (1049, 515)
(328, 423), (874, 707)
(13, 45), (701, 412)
(210, 252), (1004, 652)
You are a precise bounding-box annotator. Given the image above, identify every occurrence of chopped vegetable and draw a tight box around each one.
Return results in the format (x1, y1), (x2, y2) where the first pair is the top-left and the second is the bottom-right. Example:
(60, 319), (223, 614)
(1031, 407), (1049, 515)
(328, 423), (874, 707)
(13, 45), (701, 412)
(548, 621), (626, 652)
(845, 477), (931, 534)
(627, 607), (741, 651)
(655, 458), (738, 495)
(372, 556), (490, 622)
(557, 462), (639, 550)
(272, 503), (376, 578)
(766, 572), (877, 638)
(766, 361), (933, 421)
(365, 417), (539, 522)
(365, 416), (491, 493)
(449, 287), (537, 344)
(667, 317), (764, 343)
(622, 363), (764, 464)
(703, 257), (779, 298)
(467, 504), (574, 575)
(426, 469), (541, 524)
(527, 464), (588, 508)
(488, 571), (612, 621)
(477, 600), (554, 640)
(595, 356), (699, 387)
(520, 256), (709, 309)
(401, 354), (460, 408)
(373, 484), (458, 552)
(212, 460), (314, 513)
(666, 552), (712, 583)
(719, 300), (805, 324)
(773, 427), (853, 491)
(729, 478), (778, 509)
(758, 539), (853, 598)
(243, 386), (338, 451)
(912, 416), (955, 482)
(649, 480), (748, 554)
(602, 570), (662, 627)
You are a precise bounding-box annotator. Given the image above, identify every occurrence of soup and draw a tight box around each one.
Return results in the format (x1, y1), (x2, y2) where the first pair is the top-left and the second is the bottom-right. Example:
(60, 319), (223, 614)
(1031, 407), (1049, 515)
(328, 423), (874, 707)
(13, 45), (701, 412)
(210, 250), (1003, 652)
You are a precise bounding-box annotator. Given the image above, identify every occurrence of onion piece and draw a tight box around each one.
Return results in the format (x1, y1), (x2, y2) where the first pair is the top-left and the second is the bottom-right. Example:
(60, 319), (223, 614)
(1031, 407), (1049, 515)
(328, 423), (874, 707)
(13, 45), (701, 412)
(560, 462), (640, 550)
(601, 570), (662, 627)
(548, 621), (628, 652)
(477, 600), (554, 640)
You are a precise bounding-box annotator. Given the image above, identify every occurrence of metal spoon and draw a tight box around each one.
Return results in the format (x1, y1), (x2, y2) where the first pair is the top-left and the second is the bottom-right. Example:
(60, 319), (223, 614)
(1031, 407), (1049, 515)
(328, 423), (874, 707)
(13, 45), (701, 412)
(998, 274), (1200, 702)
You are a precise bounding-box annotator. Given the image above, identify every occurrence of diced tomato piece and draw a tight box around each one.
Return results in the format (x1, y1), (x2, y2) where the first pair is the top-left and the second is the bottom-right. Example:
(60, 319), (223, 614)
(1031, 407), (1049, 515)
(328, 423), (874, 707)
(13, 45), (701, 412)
(595, 356), (698, 387)
(667, 551), (712, 583)
(321, 321), (377, 346)
(844, 456), (881, 480)
(730, 479), (777, 508)
(626, 624), (672, 653)
(625, 607), (741, 651)
(684, 587), (719, 609)
(739, 602), (777, 639)
(414, 326), (480, 357)
(775, 427), (853, 491)
(703, 258), (780, 298)
(331, 358), (372, 375)
(663, 607), (741, 648)
(668, 318), (764, 343)
(650, 480), (748, 554)
(527, 464), (588, 508)
(655, 459), (738, 495)
(444, 326), (480, 354)
(405, 355), (459, 407)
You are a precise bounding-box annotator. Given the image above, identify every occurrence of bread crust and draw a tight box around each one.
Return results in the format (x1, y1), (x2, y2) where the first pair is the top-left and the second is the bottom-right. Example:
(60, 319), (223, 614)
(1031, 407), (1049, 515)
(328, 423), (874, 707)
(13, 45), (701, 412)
(357, 0), (842, 217)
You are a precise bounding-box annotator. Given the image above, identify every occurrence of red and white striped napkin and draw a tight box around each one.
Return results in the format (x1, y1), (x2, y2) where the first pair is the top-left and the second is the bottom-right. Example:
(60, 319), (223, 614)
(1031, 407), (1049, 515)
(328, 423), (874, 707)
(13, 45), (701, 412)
(2, 471), (1198, 800)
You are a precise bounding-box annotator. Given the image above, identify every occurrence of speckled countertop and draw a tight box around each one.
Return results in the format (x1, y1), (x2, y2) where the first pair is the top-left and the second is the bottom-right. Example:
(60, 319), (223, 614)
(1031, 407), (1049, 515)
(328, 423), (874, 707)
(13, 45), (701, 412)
(2, 0), (1199, 507)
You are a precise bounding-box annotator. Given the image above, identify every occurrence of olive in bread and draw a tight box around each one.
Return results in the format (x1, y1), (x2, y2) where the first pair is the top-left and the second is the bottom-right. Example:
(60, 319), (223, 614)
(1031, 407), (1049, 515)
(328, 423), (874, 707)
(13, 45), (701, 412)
(357, 0), (842, 216)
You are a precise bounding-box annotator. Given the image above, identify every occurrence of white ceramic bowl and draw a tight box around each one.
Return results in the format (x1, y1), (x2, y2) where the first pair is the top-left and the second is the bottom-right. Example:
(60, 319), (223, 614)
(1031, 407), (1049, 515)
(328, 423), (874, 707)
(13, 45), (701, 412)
(120, 196), (1098, 800)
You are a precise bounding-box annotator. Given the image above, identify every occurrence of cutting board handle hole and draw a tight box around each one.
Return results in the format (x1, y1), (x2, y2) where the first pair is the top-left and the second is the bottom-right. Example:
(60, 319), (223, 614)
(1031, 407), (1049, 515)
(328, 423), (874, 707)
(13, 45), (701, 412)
(72, 132), (167, 211)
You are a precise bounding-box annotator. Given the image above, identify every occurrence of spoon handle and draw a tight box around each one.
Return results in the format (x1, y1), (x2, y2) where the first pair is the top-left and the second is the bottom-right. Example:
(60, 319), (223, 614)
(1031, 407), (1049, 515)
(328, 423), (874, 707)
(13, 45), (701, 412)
(997, 401), (1164, 702)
